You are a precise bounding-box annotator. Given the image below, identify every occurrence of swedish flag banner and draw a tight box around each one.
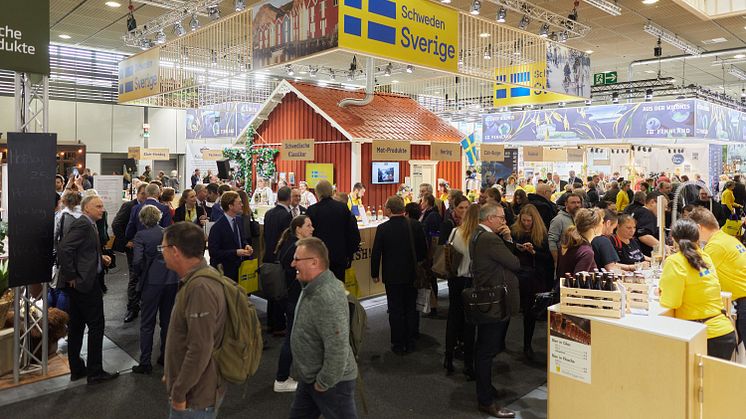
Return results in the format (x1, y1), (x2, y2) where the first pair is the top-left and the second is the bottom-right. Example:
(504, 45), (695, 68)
(460, 133), (478, 165)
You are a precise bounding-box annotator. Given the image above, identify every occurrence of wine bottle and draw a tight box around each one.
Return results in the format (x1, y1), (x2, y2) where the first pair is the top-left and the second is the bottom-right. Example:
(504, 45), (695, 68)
(377, 205), (384, 220)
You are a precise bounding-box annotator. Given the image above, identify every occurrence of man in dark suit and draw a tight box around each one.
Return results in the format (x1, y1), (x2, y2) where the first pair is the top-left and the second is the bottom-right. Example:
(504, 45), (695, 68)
(209, 183), (231, 222)
(111, 183), (147, 323)
(193, 184), (211, 218)
(208, 191), (254, 281)
(58, 196), (119, 385)
(568, 170), (582, 186)
(306, 180), (361, 282)
(263, 186), (293, 263)
(371, 196), (426, 354)
(191, 169), (201, 189)
(470, 203), (520, 418)
(290, 188), (307, 217)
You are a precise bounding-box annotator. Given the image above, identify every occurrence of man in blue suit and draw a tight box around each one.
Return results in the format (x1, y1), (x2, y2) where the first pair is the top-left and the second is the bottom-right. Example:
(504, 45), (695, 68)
(208, 191), (254, 281)
(123, 183), (173, 322)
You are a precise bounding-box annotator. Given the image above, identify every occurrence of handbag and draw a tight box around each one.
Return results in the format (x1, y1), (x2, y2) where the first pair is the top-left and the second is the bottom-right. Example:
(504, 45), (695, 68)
(407, 219), (430, 289)
(344, 267), (360, 298)
(462, 230), (509, 324)
(416, 288), (431, 314)
(259, 244), (291, 300)
(722, 211), (742, 237)
(237, 258), (260, 294)
(431, 228), (464, 279)
(530, 290), (559, 320)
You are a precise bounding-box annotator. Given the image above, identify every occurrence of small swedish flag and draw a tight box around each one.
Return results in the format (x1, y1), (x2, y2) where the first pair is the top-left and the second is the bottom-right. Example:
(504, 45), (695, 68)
(461, 133), (478, 165)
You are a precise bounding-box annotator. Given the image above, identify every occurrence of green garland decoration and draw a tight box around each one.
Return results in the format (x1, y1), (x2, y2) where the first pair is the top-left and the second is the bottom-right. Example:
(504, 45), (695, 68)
(222, 126), (277, 191)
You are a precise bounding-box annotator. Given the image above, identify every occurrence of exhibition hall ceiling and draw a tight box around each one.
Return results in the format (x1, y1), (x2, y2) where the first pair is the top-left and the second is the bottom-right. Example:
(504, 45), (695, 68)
(48, 0), (746, 100)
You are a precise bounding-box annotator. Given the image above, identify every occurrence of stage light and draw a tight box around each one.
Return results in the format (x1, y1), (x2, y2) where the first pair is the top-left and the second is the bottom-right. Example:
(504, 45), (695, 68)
(470, 0), (481, 15)
(539, 23), (549, 37)
(190, 14), (200, 31)
(310, 67), (319, 77)
(645, 89), (653, 101)
(286, 65), (294, 76)
(208, 6), (220, 20)
(235, 0), (246, 12)
(612, 92), (619, 104)
(519, 15), (530, 30)
(384, 63), (392, 76)
(173, 22), (186, 36)
(155, 29), (166, 45)
(497, 7), (507, 23)
(406, 65), (414, 73)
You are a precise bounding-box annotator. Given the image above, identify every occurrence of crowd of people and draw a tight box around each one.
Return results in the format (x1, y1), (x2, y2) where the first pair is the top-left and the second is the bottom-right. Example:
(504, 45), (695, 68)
(48, 166), (746, 419)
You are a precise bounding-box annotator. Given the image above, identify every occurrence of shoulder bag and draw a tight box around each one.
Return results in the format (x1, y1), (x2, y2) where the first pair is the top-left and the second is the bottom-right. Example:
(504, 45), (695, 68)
(258, 243), (289, 301)
(431, 227), (464, 279)
(407, 219), (430, 289)
(462, 229), (509, 324)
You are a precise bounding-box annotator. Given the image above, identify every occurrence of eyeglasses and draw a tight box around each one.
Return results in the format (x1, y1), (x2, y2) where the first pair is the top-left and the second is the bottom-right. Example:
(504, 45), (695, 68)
(490, 214), (506, 220)
(292, 256), (316, 263)
(157, 245), (174, 252)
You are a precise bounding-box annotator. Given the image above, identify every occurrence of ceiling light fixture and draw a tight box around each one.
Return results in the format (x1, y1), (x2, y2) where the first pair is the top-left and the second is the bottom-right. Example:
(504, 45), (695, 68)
(645, 89), (653, 101)
(173, 22), (186, 36)
(384, 62), (392, 76)
(729, 65), (746, 81)
(484, 46), (492, 60)
(612, 92), (619, 103)
(644, 22), (703, 56)
(518, 15), (530, 30)
(735, 54), (746, 59)
(470, 0), (481, 15)
(310, 67), (319, 77)
(406, 65), (414, 73)
(642, 0), (658, 4)
(190, 14), (200, 31)
(539, 23), (549, 37)
(105, 1), (121, 7)
(208, 6), (220, 20)
(586, 50), (594, 54)
(234, 0), (246, 11)
(286, 65), (294, 76)
(496, 7), (507, 23)
(441, 0), (451, 3)
(155, 29), (166, 44)
(583, 0), (622, 16)
(480, 32), (490, 38)
(58, 34), (71, 39)
(560, 31), (568, 43)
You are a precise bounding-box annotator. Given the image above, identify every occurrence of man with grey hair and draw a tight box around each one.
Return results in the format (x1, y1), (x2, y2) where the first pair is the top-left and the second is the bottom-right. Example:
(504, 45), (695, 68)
(306, 180), (360, 281)
(59, 195), (118, 384)
(289, 237), (358, 418)
(470, 203), (520, 418)
(124, 182), (172, 322)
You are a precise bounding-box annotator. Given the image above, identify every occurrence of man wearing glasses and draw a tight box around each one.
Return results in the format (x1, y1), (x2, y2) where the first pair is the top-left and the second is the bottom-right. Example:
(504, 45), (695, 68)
(288, 237), (358, 419)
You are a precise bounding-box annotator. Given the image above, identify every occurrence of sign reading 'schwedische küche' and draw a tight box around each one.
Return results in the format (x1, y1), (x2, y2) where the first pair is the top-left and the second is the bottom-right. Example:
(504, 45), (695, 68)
(1, 1), (50, 75)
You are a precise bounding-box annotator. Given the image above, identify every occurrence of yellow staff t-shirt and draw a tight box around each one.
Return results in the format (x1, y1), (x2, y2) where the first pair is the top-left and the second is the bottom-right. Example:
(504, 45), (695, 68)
(704, 230), (746, 300)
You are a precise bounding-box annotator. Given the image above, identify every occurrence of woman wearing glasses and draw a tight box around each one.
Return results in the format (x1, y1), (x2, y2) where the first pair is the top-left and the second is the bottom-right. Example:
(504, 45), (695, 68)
(131, 205), (179, 374)
(273, 215), (314, 393)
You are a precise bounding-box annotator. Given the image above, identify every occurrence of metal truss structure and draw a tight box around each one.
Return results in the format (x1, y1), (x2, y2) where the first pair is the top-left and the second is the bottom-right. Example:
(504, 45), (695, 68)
(488, 0), (592, 39)
(123, 0), (222, 48)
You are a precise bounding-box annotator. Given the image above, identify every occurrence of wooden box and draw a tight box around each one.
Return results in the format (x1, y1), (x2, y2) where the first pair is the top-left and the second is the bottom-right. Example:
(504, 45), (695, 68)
(559, 283), (625, 318)
(622, 282), (650, 311)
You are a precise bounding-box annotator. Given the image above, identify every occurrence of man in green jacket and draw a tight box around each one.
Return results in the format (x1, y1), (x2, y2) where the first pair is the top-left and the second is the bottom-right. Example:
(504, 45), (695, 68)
(289, 237), (358, 419)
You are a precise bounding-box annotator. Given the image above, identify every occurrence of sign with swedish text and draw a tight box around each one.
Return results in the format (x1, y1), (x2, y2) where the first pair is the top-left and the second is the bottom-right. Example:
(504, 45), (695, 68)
(281, 139), (315, 161)
(118, 47), (160, 103)
(1, 1), (50, 75)
(372, 140), (410, 161)
(480, 144), (505, 162)
(339, 0), (459, 73)
(201, 149), (225, 161)
(430, 142), (461, 161)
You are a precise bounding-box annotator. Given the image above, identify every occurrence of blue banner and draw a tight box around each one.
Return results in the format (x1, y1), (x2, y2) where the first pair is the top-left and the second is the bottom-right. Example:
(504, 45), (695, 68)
(186, 103), (260, 140)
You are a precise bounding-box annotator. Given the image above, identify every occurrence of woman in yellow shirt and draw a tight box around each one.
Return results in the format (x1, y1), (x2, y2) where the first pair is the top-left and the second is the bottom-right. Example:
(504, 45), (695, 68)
(615, 181), (630, 212)
(721, 180), (741, 214)
(660, 219), (736, 360)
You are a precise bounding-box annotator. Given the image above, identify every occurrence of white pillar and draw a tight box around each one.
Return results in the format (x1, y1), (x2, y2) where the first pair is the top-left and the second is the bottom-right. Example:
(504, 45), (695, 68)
(351, 141), (362, 188)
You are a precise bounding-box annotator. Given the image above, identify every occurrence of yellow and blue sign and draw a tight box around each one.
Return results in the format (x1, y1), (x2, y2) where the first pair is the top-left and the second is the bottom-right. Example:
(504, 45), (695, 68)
(306, 163), (334, 188)
(339, 0), (459, 72)
(118, 47), (160, 103)
(494, 62), (580, 107)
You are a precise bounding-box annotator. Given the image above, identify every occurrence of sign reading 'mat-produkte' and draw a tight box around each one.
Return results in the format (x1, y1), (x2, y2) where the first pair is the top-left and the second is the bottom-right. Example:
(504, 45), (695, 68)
(118, 47), (160, 103)
(430, 142), (460, 161)
(339, 0), (459, 73)
(281, 139), (315, 161)
(1, 1), (50, 75)
(372, 140), (410, 161)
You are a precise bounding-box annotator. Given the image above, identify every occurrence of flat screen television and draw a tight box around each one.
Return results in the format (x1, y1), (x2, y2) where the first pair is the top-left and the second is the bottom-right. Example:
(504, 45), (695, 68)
(372, 162), (399, 184)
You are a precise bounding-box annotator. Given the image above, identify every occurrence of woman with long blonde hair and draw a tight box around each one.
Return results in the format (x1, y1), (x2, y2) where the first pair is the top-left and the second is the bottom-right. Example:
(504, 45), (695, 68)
(510, 204), (553, 360)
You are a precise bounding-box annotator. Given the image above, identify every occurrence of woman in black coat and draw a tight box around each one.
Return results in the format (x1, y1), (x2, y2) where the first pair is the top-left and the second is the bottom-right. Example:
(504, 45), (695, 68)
(173, 189), (206, 224)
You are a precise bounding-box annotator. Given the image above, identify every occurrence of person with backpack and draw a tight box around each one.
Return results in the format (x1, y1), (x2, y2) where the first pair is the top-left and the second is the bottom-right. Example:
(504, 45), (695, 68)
(289, 237), (358, 419)
(130, 205), (178, 375)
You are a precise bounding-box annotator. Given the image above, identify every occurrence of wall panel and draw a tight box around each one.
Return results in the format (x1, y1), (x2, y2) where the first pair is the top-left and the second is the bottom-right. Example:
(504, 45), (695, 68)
(148, 107), (178, 151)
(77, 102), (113, 152)
(49, 100), (77, 141)
(112, 105), (144, 153)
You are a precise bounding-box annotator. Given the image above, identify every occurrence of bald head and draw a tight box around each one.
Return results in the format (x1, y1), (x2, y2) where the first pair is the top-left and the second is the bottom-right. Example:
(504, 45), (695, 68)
(536, 183), (552, 199)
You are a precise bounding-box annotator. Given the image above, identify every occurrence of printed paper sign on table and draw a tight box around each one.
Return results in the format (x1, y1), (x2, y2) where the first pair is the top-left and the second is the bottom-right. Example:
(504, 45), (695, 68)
(281, 139), (315, 161)
(338, 0), (459, 73)
(372, 140), (410, 161)
(549, 311), (591, 384)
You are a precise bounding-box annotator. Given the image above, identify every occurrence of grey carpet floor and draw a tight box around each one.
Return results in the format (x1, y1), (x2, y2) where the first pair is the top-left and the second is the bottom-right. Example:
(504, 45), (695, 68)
(2, 253), (548, 418)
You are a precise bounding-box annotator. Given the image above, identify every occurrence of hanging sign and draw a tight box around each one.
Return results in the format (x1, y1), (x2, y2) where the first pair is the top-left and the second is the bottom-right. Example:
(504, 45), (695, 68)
(1, 2), (50, 75)
(281, 139), (315, 161)
(567, 148), (585, 162)
(430, 142), (460, 161)
(339, 0), (459, 73)
(543, 148), (567, 162)
(118, 47), (160, 103)
(128, 146), (141, 160)
(523, 146), (544, 162)
(201, 149), (225, 161)
(372, 140), (411, 161)
(128, 147), (170, 160)
(480, 144), (505, 162)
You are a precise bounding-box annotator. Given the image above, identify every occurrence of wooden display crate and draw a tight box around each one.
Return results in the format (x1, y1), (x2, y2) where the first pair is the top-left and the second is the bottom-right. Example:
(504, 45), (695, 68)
(559, 283), (625, 318)
(622, 282), (650, 311)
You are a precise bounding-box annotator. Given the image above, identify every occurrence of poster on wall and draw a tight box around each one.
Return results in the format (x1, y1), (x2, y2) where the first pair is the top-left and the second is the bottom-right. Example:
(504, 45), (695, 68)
(549, 311), (592, 384)
(185, 141), (232, 186)
(545, 43), (591, 98)
(95, 175), (124, 235)
(306, 163), (334, 188)
(480, 148), (518, 188)
(251, 0), (339, 70)
(186, 102), (260, 140)
(695, 101), (746, 142)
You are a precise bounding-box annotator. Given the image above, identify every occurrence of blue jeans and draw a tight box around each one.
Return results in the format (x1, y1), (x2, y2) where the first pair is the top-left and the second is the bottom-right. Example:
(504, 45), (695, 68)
(168, 405), (217, 419)
(48, 288), (69, 313)
(475, 318), (510, 407)
(288, 380), (358, 419)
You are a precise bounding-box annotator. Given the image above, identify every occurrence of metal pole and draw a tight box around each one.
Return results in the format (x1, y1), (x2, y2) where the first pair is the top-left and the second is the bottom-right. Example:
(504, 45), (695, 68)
(42, 282), (48, 375)
(12, 287), (20, 384)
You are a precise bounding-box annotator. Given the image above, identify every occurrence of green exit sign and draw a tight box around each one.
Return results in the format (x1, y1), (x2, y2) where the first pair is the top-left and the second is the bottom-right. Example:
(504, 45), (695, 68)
(594, 71), (618, 86)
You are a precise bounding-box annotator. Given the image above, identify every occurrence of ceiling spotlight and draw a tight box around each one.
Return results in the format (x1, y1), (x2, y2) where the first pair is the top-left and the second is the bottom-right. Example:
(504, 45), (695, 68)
(190, 14), (200, 31)
(139, 38), (154, 50)
(210, 50), (217, 66)
(741, 89), (746, 98)
(441, 0), (452, 3)
(234, 0), (246, 12)
(612, 92), (619, 104)
(208, 6), (220, 20)
(329, 71), (336, 81)
(173, 22), (186, 36)
(347, 70), (355, 81)
(105, 1), (121, 7)
(645, 89), (653, 101)
(286, 65), (294, 76)
(549, 32), (558, 41)
(654, 37), (662, 57)
(126, 11), (137, 32)
(384, 63), (392, 76)
(539, 23), (549, 37)
(568, 8), (578, 21)
(155, 29), (166, 45)
(585, 99), (593, 106)
(483, 46), (492, 60)
(310, 67), (319, 77)
(497, 7), (507, 23)
(642, 0), (659, 4)
(406, 65), (414, 73)
(518, 15), (530, 30)
(470, 0), (481, 15)
(560, 31), (568, 43)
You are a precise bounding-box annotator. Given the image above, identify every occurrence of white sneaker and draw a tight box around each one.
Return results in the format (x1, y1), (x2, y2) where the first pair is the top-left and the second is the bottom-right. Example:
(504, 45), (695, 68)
(274, 378), (298, 393)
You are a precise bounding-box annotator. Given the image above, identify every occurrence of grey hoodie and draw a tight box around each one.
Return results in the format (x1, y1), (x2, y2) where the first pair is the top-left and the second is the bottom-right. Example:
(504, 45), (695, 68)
(548, 210), (575, 254)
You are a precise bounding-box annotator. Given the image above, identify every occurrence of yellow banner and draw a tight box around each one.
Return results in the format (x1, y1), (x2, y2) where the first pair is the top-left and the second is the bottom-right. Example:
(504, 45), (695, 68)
(480, 144), (505, 162)
(494, 62), (580, 107)
(281, 139), (315, 161)
(523, 146), (544, 162)
(118, 48), (160, 103)
(201, 149), (224, 161)
(306, 163), (334, 188)
(338, 0), (459, 73)
(372, 140), (410, 161)
(430, 142), (460, 161)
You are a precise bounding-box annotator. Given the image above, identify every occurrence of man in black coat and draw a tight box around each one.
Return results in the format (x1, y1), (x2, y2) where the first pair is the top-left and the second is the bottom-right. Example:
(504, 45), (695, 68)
(371, 196), (426, 354)
(207, 191), (254, 282)
(58, 196), (119, 385)
(111, 183), (147, 323)
(263, 187), (293, 263)
(190, 169), (201, 189)
(527, 183), (558, 231)
(734, 175), (746, 209)
(289, 188), (307, 217)
(305, 180), (361, 282)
